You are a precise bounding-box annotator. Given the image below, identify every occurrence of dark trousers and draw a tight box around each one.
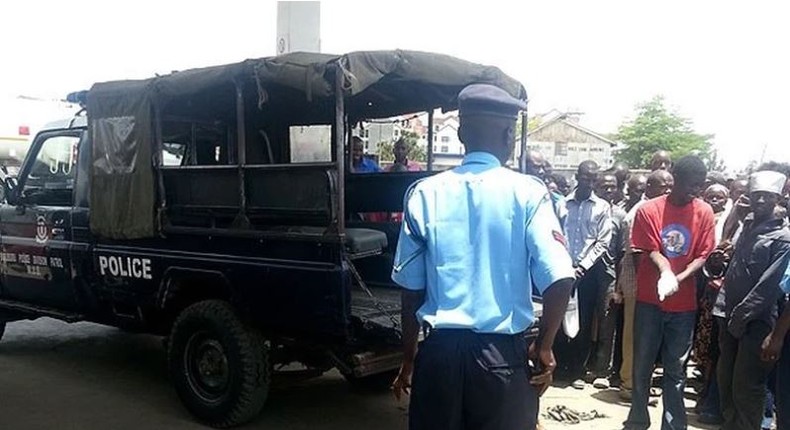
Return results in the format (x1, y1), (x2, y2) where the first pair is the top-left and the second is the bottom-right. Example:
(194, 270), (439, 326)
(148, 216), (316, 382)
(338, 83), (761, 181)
(765, 385), (775, 429)
(698, 317), (722, 419)
(590, 304), (621, 376)
(409, 329), (537, 430)
(554, 268), (601, 381)
(717, 319), (775, 430)
(612, 302), (625, 377)
(776, 332), (790, 430)
(625, 302), (696, 430)
(590, 264), (619, 376)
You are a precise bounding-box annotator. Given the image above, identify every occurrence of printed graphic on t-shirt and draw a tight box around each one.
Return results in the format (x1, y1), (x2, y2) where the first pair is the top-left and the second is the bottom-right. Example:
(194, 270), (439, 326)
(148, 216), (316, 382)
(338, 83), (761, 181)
(661, 223), (691, 258)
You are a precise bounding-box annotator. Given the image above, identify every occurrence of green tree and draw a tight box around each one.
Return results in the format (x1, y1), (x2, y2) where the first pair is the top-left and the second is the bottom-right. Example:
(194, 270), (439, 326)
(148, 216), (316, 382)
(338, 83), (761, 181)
(615, 96), (715, 169)
(706, 148), (726, 172)
(515, 115), (542, 141)
(377, 130), (426, 163)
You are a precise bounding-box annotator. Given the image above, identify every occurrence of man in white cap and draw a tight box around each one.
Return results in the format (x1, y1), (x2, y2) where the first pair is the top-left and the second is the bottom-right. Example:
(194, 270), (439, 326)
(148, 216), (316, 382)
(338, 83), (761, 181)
(390, 83), (574, 429)
(717, 169), (790, 430)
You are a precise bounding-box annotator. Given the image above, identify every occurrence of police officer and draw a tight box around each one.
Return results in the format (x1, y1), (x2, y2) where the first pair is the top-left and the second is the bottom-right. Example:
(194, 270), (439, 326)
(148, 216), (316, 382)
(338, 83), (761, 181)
(390, 84), (575, 430)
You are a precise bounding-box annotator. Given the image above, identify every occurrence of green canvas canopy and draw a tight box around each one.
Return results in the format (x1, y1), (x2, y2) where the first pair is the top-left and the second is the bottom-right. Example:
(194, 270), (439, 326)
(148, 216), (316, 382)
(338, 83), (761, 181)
(86, 50), (527, 239)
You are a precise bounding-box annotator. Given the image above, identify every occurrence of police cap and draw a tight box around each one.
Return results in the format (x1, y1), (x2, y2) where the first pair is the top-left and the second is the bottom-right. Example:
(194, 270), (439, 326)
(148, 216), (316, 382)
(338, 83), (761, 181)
(458, 84), (527, 120)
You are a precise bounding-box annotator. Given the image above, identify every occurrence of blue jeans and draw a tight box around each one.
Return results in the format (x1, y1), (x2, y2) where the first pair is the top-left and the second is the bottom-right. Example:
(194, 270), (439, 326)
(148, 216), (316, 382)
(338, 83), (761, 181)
(625, 302), (696, 430)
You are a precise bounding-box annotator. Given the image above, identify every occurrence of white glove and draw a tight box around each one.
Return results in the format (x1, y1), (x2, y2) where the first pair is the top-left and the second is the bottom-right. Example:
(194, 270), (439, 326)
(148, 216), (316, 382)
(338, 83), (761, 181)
(657, 270), (679, 301)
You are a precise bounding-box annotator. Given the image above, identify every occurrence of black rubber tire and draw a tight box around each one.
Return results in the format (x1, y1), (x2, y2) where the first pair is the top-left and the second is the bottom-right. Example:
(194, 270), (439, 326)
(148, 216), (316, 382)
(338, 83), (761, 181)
(0, 321), (5, 341)
(343, 369), (399, 392)
(168, 300), (270, 428)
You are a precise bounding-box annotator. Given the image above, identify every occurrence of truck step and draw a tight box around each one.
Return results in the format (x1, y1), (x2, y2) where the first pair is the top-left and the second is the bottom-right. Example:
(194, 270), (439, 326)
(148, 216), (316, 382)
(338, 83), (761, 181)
(0, 298), (84, 323)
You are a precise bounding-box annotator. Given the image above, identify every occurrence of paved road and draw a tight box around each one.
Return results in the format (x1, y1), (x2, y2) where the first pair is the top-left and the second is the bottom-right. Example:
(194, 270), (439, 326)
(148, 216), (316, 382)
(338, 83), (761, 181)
(0, 318), (407, 430)
(0, 318), (718, 430)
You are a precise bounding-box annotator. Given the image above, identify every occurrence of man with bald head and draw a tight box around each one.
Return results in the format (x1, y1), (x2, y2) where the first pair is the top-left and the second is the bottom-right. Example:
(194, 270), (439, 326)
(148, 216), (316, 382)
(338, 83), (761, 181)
(526, 149), (565, 223)
(611, 162), (630, 206)
(624, 175), (647, 213)
(650, 150), (672, 171)
(525, 149), (548, 181)
(645, 169), (675, 198)
(617, 169), (674, 399)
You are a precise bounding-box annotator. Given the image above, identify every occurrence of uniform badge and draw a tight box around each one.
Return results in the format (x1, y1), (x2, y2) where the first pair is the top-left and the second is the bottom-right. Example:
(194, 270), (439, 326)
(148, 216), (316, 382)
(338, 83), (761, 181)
(553, 230), (567, 248)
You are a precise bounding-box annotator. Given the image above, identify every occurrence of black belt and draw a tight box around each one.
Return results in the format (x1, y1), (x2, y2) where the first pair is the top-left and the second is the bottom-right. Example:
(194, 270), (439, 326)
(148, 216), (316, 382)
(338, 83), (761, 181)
(422, 323), (538, 340)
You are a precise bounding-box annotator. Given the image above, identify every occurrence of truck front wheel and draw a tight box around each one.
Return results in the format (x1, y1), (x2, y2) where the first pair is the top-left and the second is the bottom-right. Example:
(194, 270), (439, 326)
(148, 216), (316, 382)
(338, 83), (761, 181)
(168, 300), (270, 428)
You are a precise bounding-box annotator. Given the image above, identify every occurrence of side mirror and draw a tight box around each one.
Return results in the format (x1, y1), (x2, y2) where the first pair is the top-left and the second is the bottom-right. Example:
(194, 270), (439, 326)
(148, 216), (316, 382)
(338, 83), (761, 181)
(3, 176), (18, 205)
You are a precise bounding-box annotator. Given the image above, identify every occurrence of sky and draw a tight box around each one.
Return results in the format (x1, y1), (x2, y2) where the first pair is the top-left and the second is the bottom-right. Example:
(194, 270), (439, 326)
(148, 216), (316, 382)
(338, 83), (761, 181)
(1, 0), (788, 170)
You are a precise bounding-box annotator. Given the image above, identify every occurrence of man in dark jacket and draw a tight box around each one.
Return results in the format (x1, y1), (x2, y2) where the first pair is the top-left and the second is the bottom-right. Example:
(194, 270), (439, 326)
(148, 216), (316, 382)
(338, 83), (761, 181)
(765, 265), (790, 430)
(717, 170), (790, 430)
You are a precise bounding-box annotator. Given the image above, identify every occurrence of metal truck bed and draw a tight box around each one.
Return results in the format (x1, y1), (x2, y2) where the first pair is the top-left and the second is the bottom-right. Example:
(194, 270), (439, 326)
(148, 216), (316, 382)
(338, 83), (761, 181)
(350, 285), (401, 330)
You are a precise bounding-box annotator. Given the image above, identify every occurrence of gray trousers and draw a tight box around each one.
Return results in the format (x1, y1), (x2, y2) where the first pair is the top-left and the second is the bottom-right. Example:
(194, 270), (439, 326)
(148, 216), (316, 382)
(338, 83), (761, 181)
(717, 319), (775, 430)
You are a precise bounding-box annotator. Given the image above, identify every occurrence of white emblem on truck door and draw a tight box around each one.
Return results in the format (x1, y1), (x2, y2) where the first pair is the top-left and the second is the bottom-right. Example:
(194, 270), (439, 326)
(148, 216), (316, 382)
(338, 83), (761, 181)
(98, 255), (153, 280)
(35, 215), (49, 244)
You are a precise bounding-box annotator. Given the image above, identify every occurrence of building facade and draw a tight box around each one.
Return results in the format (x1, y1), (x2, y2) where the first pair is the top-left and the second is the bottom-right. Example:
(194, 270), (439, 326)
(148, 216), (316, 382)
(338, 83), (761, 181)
(517, 114), (617, 174)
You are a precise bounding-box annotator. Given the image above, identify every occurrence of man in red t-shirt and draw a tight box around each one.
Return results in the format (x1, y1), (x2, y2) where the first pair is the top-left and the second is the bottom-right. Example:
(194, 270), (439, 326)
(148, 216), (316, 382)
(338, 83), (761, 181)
(624, 155), (716, 430)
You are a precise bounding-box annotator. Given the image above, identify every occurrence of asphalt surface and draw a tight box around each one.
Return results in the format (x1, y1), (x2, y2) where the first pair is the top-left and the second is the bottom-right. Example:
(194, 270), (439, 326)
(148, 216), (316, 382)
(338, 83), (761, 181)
(0, 318), (407, 430)
(0, 318), (721, 430)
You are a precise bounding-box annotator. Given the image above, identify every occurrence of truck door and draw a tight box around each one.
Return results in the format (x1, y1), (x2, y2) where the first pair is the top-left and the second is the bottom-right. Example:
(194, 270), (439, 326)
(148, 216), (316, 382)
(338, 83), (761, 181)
(0, 130), (80, 311)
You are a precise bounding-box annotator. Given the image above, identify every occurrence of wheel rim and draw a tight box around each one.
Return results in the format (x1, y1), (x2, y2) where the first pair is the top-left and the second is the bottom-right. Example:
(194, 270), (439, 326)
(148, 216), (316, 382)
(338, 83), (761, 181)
(184, 331), (230, 403)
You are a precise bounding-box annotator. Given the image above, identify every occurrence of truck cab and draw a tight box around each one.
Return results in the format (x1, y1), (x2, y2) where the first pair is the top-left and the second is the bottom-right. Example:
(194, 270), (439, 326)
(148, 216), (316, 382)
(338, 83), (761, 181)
(0, 116), (85, 312)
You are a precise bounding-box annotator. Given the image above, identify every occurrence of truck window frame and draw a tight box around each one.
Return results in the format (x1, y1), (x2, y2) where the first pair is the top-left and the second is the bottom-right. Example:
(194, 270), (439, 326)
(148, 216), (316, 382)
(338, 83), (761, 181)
(15, 129), (83, 208)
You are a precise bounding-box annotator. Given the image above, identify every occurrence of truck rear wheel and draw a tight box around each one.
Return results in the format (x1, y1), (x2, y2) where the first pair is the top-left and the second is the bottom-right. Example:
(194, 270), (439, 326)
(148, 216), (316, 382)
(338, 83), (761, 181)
(168, 300), (270, 428)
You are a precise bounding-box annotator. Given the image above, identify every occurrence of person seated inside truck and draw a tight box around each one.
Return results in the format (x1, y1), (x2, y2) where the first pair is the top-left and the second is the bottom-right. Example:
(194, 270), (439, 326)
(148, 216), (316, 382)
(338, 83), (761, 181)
(351, 136), (381, 173)
(387, 138), (421, 172)
(389, 163), (408, 173)
(348, 136), (387, 222)
(382, 139), (422, 221)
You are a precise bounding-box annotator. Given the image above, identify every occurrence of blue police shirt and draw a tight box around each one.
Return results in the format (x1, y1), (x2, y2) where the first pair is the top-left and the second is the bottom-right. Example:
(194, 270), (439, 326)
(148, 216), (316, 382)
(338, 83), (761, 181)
(391, 151), (575, 334)
(354, 157), (382, 173)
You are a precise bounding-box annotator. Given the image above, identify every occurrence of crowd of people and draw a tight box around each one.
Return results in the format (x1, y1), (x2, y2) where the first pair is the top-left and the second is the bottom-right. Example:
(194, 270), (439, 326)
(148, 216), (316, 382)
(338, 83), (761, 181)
(377, 82), (787, 430)
(525, 148), (790, 430)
